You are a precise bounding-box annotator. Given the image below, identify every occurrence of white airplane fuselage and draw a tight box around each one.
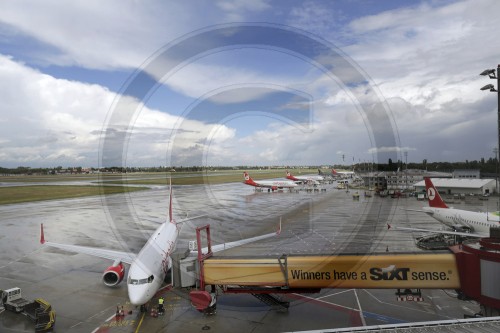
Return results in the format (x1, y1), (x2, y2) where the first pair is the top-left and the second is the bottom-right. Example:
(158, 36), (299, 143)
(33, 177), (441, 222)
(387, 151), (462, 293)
(256, 180), (297, 188)
(127, 221), (178, 305)
(423, 206), (500, 236)
(288, 175), (323, 183)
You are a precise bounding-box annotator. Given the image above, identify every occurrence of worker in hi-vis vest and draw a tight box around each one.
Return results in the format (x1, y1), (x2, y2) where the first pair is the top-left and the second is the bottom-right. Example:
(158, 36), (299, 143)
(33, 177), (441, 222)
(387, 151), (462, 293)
(158, 297), (164, 313)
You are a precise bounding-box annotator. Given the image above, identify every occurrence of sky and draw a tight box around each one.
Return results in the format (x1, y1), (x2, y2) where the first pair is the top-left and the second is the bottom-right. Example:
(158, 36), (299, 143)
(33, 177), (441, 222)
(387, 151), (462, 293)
(1, 0), (500, 168)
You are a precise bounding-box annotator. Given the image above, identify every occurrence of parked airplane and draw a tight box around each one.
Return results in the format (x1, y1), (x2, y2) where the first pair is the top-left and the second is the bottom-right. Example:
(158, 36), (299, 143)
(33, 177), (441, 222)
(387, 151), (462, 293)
(285, 171), (323, 184)
(243, 172), (297, 191)
(40, 181), (281, 307)
(317, 169), (333, 178)
(388, 177), (500, 238)
(332, 169), (355, 177)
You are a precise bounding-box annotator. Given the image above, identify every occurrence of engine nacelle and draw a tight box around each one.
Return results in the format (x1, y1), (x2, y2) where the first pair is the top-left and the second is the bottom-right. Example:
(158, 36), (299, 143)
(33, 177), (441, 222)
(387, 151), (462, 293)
(271, 186), (278, 191)
(102, 262), (125, 287)
(452, 225), (473, 233)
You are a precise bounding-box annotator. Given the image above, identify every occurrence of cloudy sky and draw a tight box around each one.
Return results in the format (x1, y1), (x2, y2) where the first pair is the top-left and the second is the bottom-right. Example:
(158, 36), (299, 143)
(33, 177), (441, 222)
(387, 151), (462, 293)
(1, 0), (500, 168)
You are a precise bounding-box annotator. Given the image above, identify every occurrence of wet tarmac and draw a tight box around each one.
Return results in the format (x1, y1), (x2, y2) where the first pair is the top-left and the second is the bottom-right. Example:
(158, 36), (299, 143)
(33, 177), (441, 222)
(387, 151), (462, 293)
(1, 180), (493, 332)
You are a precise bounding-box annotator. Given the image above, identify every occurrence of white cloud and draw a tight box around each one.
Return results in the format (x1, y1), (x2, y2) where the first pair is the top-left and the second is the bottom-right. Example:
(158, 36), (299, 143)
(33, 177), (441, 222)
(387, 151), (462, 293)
(216, 0), (270, 21)
(0, 55), (238, 167)
(1, 0), (500, 166)
(0, 1), (219, 69)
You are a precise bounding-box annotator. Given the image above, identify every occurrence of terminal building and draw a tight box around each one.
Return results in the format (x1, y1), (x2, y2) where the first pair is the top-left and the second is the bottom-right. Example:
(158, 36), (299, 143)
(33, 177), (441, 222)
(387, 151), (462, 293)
(360, 169), (496, 195)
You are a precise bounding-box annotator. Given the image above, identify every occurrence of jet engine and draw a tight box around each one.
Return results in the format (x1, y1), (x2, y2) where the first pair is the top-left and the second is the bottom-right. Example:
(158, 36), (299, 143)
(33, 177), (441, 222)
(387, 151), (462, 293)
(102, 262), (125, 287)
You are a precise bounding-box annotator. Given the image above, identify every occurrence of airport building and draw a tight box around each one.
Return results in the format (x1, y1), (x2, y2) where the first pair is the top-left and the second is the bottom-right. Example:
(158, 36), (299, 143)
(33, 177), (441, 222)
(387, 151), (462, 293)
(414, 178), (496, 195)
(360, 170), (451, 191)
(360, 170), (495, 194)
(453, 169), (481, 179)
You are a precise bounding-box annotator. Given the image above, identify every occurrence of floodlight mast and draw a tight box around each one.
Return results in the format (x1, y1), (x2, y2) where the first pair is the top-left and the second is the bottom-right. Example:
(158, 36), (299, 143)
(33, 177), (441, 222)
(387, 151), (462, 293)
(480, 65), (500, 197)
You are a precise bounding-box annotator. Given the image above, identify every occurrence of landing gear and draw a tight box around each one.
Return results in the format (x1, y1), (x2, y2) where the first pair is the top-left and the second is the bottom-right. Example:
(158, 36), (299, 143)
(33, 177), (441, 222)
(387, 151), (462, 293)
(140, 304), (148, 313)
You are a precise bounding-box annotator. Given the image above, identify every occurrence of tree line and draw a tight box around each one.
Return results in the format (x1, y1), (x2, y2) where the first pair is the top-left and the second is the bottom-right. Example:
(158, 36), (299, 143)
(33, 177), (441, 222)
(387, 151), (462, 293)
(1, 158), (499, 176)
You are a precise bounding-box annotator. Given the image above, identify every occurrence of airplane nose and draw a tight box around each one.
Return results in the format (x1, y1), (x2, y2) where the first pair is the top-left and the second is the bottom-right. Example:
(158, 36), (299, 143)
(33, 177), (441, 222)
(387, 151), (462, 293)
(128, 285), (149, 306)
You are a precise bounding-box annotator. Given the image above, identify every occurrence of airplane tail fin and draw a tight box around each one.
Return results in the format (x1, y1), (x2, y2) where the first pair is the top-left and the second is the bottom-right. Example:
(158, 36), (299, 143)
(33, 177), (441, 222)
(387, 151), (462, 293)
(332, 169), (337, 175)
(243, 172), (258, 186)
(285, 170), (296, 180)
(424, 178), (448, 209)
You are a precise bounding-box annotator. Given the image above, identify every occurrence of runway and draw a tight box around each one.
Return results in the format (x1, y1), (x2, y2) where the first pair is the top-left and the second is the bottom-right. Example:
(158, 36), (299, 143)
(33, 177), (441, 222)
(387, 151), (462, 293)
(0, 180), (491, 332)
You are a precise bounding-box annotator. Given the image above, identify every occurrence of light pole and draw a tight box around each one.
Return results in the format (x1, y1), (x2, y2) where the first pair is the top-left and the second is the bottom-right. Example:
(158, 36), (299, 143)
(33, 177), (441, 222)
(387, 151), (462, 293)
(494, 148), (498, 202)
(404, 151), (408, 191)
(480, 65), (500, 199)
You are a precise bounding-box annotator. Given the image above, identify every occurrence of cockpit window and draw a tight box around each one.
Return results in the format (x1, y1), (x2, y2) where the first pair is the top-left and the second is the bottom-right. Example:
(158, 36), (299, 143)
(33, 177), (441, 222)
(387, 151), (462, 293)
(128, 275), (155, 285)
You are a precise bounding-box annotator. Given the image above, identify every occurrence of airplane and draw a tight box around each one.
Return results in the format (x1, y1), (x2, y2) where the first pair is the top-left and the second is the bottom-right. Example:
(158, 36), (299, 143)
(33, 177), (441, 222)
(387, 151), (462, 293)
(40, 180), (282, 307)
(388, 177), (500, 238)
(285, 170), (323, 184)
(317, 169), (333, 178)
(332, 169), (355, 177)
(243, 171), (297, 191)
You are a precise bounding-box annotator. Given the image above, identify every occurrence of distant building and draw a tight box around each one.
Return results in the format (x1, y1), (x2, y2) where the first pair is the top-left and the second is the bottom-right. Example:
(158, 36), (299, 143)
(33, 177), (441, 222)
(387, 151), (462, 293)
(361, 172), (387, 191)
(386, 170), (451, 191)
(414, 178), (496, 195)
(360, 170), (451, 191)
(453, 169), (480, 179)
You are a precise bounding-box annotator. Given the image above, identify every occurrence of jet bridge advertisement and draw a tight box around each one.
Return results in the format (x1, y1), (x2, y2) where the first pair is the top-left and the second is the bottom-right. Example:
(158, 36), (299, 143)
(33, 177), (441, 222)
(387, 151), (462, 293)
(203, 254), (460, 289)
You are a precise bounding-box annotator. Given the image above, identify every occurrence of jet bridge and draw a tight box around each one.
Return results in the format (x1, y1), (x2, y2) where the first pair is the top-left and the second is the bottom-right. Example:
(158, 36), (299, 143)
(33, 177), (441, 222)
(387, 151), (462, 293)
(183, 225), (500, 316)
(200, 253), (459, 289)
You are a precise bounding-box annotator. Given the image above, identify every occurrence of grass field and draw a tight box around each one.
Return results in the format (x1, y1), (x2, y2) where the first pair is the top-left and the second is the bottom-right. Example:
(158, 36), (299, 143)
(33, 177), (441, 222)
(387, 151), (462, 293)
(0, 168), (322, 204)
(0, 168), (319, 184)
(0, 185), (149, 205)
(100, 169), (317, 185)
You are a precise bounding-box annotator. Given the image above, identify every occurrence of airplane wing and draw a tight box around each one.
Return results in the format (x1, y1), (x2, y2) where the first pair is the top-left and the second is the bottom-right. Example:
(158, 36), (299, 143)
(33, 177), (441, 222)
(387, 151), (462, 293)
(40, 224), (137, 264)
(143, 214), (207, 225)
(197, 220), (282, 254)
(387, 224), (484, 238)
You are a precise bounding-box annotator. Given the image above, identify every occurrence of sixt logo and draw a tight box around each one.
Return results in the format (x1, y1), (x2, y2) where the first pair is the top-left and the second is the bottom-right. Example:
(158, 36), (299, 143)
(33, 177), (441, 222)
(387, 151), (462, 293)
(369, 267), (410, 281)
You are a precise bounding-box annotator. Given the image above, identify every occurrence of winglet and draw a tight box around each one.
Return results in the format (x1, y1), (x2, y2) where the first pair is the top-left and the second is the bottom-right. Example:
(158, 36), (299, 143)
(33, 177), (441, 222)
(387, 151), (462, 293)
(387, 223), (391, 230)
(276, 217), (282, 235)
(40, 223), (45, 244)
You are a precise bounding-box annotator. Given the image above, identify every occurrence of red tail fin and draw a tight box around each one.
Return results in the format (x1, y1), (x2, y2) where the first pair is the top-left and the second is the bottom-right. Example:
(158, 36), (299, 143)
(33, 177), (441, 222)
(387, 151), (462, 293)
(285, 170), (297, 181)
(243, 172), (258, 186)
(424, 178), (448, 208)
(332, 169), (337, 175)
